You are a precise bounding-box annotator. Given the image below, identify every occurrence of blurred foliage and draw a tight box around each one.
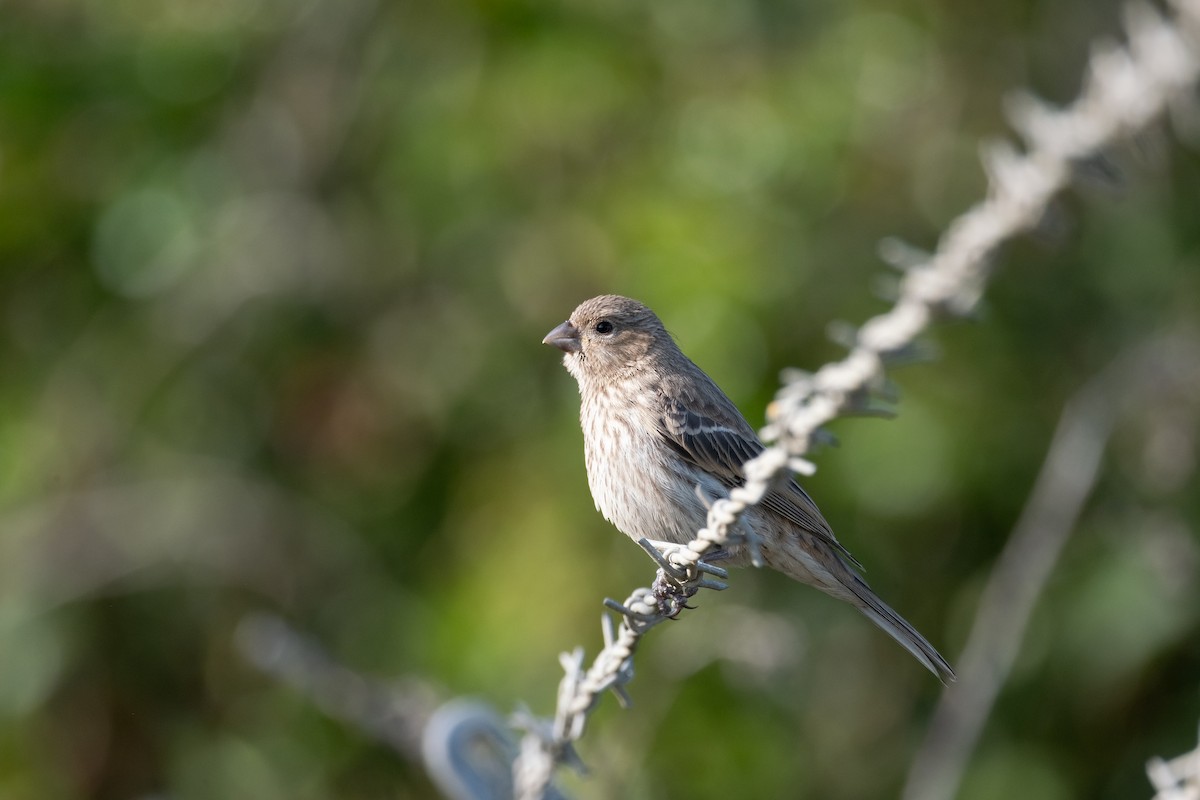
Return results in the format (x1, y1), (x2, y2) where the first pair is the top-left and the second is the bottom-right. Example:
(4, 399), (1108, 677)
(0, 0), (1198, 798)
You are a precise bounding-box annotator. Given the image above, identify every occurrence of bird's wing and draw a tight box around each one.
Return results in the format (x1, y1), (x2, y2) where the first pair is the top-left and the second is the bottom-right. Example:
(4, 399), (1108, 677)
(656, 386), (856, 562)
(658, 395), (761, 488)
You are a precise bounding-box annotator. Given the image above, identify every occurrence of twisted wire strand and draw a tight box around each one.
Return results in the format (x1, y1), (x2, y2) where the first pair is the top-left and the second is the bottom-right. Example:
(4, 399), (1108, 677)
(512, 2), (1200, 797)
(1148, 723), (1200, 800)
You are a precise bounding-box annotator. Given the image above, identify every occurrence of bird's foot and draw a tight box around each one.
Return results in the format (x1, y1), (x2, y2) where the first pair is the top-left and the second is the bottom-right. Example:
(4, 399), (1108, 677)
(651, 570), (698, 618)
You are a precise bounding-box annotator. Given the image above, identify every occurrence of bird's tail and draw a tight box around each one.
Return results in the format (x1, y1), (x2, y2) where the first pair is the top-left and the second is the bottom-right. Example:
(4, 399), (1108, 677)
(846, 576), (956, 684)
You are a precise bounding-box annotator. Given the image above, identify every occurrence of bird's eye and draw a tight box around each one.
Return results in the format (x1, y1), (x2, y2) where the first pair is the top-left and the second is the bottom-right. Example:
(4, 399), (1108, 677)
(594, 320), (614, 334)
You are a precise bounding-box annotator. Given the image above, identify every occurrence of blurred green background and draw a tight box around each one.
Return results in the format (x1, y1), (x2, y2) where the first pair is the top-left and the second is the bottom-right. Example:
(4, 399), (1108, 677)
(1, 0), (1198, 798)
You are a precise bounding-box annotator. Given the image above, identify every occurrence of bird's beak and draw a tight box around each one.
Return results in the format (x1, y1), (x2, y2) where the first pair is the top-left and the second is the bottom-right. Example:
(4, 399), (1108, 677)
(542, 320), (581, 353)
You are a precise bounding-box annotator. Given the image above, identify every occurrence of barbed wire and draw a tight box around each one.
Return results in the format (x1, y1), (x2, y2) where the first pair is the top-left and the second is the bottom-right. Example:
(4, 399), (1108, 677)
(509, 1), (1200, 797)
(1149, 724), (1200, 800)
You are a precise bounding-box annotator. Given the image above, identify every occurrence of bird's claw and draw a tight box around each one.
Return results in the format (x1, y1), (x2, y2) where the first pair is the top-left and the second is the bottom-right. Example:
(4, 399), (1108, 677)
(651, 570), (698, 618)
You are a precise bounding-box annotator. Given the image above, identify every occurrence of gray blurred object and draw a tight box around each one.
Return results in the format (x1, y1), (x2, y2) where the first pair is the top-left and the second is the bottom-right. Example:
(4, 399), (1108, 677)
(905, 334), (1200, 800)
(423, 700), (568, 800)
(1148, 724), (1200, 800)
(237, 613), (569, 799)
(236, 613), (436, 763)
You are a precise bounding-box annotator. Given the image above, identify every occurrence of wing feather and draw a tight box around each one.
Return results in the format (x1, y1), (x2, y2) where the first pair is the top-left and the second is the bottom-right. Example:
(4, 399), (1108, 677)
(655, 385), (857, 564)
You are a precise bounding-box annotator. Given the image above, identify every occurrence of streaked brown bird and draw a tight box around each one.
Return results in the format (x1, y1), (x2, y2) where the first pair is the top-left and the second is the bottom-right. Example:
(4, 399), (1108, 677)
(543, 294), (955, 683)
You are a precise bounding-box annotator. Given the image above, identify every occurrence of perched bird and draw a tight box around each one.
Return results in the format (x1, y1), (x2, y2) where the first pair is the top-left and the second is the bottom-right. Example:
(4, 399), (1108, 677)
(543, 295), (955, 683)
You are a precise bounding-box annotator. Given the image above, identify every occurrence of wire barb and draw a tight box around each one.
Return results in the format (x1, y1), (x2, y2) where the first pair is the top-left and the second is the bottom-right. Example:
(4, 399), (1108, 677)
(635, 537), (688, 581)
(601, 597), (659, 623)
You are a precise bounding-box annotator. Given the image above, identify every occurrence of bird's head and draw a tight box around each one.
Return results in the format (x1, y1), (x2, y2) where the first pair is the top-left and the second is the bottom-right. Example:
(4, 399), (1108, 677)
(543, 295), (670, 383)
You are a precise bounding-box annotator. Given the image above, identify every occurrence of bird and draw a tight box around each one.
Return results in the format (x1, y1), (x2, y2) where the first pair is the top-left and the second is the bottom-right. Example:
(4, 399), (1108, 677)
(543, 294), (955, 683)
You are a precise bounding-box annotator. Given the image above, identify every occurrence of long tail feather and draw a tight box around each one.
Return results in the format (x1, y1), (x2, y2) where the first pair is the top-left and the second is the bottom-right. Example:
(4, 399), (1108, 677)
(849, 577), (956, 684)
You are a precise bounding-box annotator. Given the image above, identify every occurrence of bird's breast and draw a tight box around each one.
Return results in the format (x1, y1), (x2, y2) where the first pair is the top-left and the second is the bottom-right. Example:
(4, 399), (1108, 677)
(579, 382), (716, 545)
